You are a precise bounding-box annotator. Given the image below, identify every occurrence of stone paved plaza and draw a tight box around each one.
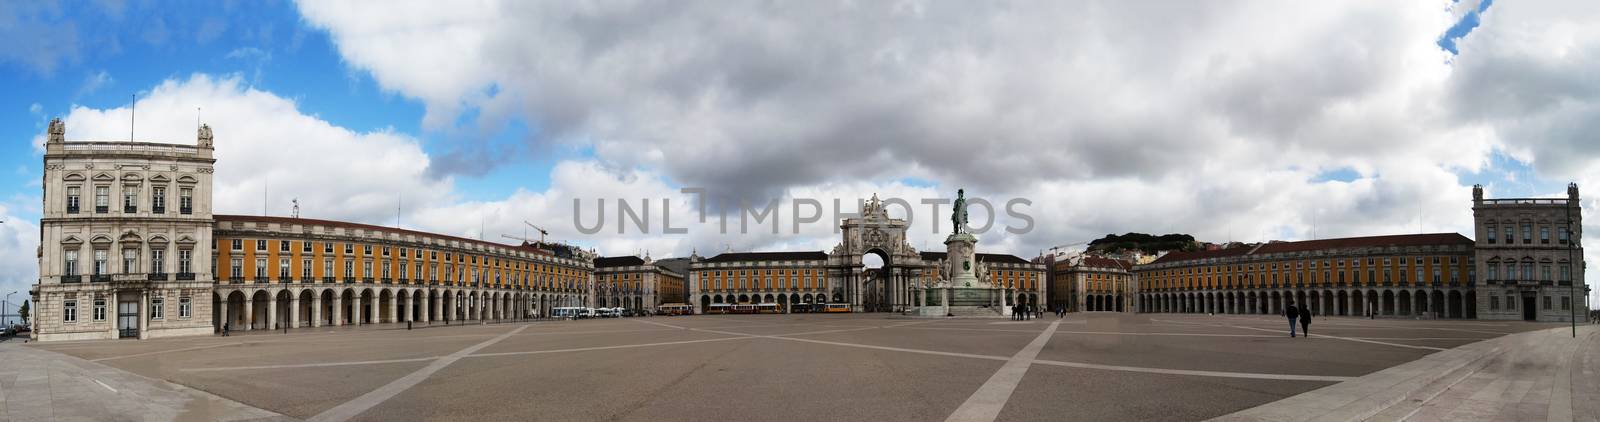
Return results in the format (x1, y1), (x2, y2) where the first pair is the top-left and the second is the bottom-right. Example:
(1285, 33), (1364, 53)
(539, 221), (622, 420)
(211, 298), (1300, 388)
(13, 314), (1578, 421)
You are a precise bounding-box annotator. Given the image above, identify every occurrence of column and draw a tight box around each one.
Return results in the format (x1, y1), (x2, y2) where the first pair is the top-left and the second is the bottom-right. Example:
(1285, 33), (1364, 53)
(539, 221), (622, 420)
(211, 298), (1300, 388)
(311, 294), (322, 327)
(266, 296), (277, 331)
(290, 297), (301, 328)
(401, 296), (411, 323)
(243, 295), (254, 331)
(331, 291), (342, 326)
(139, 290), (150, 340)
(220, 294), (230, 332)
(370, 294), (380, 324)
(388, 295), (398, 324)
(353, 293), (363, 326)
(422, 292), (435, 324)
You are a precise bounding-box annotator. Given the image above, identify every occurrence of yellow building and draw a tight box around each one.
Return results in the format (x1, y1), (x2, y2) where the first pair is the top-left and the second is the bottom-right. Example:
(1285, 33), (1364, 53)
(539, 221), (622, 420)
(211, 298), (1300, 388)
(211, 215), (594, 331)
(690, 251), (831, 310)
(594, 255), (686, 312)
(1048, 256), (1134, 313)
(1135, 233), (1477, 318)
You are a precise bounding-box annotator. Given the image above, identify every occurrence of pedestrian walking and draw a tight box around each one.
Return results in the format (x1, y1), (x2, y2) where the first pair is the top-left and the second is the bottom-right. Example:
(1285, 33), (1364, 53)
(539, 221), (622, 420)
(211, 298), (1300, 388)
(222, 322), (230, 337)
(1284, 301), (1299, 338)
(1298, 306), (1312, 338)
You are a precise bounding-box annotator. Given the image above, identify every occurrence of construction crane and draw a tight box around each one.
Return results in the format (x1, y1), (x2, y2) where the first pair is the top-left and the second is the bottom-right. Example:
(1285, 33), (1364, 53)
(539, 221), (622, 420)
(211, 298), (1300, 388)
(1048, 241), (1089, 256)
(501, 233), (538, 245)
(524, 221), (549, 243)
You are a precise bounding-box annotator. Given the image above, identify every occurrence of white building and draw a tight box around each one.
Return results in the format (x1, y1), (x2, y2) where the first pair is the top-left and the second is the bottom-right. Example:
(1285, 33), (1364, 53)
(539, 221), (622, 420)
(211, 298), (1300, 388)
(31, 119), (218, 341)
(1472, 184), (1589, 322)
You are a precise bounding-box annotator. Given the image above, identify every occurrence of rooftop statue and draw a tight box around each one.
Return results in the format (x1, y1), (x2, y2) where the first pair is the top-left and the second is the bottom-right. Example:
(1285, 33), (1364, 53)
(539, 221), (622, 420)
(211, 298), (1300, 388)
(951, 188), (968, 234)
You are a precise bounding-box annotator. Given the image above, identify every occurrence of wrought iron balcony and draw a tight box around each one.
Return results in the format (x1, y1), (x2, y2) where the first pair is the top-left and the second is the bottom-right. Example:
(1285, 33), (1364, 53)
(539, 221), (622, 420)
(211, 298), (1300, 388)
(67, 206), (79, 214)
(152, 206), (165, 214)
(91, 274), (111, 282)
(147, 273), (168, 281)
(96, 206), (108, 213)
(180, 207), (192, 215)
(124, 205), (137, 214)
(61, 275), (82, 283)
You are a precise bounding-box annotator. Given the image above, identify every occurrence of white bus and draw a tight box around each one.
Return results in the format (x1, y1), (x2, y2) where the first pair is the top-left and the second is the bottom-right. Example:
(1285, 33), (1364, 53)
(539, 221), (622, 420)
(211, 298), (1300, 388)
(552, 307), (585, 319)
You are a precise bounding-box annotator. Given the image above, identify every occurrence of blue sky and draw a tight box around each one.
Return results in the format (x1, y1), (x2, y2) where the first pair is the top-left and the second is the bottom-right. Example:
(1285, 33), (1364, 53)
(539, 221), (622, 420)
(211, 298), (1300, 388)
(0, 1), (560, 216)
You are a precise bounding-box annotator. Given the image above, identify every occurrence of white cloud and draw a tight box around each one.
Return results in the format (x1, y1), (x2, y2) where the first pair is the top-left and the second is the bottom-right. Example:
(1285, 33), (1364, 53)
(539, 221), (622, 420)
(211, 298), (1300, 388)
(291, 1), (1485, 247)
(56, 74), (456, 225)
(76, 70), (113, 97)
(293, 1), (1600, 305)
(0, 203), (40, 311)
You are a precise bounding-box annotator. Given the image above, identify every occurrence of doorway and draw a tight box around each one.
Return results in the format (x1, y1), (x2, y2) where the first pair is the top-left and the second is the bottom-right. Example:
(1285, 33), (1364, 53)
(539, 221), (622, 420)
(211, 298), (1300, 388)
(117, 301), (139, 338)
(1522, 293), (1537, 321)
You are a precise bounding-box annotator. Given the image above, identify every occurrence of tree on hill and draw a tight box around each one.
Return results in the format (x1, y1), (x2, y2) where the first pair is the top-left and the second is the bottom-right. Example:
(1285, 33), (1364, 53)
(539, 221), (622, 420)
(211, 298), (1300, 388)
(1087, 233), (1197, 254)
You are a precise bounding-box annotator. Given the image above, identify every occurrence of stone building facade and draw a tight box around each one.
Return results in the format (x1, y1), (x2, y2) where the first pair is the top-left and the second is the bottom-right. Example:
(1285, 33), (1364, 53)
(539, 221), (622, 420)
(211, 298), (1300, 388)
(689, 251), (832, 312)
(210, 216), (593, 332)
(31, 119), (596, 342)
(594, 255), (686, 311)
(32, 119), (219, 341)
(1047, 256), (1134, 312)
(1472, 184), (1589, 322)
(1135, 233), (1478, 318)
(685, 195), (1045, 314)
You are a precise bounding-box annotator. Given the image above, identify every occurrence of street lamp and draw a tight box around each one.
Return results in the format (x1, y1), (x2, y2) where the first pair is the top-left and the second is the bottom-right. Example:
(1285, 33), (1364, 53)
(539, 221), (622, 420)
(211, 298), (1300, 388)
(4, 291), (15, 327)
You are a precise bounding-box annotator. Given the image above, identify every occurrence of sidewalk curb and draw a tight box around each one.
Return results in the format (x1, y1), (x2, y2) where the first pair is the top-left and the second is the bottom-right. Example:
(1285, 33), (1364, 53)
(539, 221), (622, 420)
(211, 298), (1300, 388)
(1210, 325), (1592, 422)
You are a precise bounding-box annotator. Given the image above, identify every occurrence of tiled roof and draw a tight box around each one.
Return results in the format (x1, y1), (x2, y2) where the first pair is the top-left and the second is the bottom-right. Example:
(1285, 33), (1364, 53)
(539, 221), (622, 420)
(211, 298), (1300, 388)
(215, 215), (552, 256)
(1251, 233), (1471, 254)
(1147, 233), (1473, 266)
(703, 251), (829, 262)
(594, 256), (646, 268)
(1080, 256), (1133, 270)
(1147, 247), (1253, 265)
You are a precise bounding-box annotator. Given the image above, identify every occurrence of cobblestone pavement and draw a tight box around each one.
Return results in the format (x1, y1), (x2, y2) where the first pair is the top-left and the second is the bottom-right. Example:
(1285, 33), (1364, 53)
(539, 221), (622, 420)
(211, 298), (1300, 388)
(20, 314), (1571, 422)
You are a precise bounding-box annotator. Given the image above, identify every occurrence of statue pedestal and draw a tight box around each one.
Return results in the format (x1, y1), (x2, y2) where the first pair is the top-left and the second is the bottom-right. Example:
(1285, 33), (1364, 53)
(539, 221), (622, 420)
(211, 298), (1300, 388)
(945, 233), (980, 287)
(909, 233), (1006, 318)
(912, 286), (1006, 318)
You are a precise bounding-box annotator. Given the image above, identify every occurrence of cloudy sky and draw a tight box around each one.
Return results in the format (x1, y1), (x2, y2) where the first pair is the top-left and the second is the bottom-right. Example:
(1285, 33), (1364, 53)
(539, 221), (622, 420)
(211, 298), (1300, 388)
(2, 0), (1599, 307)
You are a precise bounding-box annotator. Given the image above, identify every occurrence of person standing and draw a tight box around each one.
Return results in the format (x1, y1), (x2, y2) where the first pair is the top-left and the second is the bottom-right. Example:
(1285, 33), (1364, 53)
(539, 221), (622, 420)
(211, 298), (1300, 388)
(1284, 301), (1299, 338)
(1298, 306), (1312, 338)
